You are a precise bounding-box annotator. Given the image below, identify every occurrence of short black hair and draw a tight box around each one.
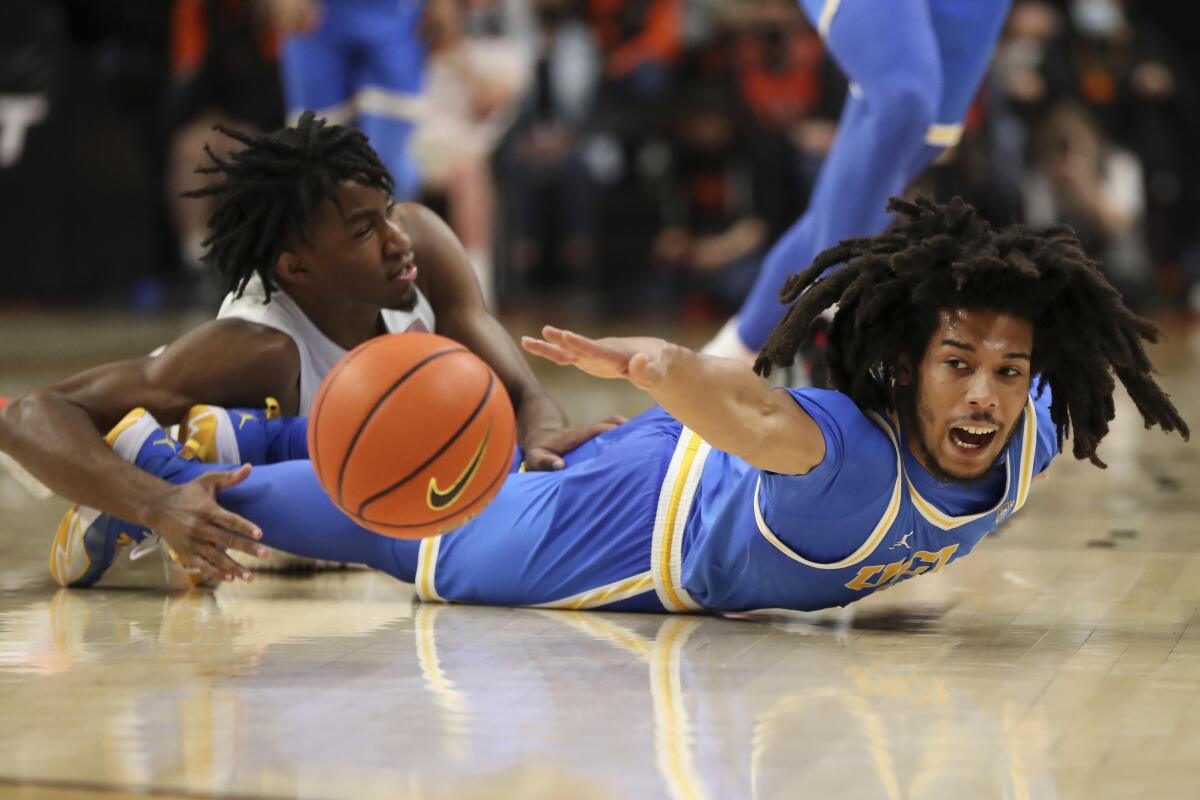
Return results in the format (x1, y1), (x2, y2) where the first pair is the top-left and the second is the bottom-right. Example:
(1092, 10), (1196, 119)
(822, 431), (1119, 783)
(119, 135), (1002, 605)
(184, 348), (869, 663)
(755, 196), (1189, 466)
(183, 110), (394, 301)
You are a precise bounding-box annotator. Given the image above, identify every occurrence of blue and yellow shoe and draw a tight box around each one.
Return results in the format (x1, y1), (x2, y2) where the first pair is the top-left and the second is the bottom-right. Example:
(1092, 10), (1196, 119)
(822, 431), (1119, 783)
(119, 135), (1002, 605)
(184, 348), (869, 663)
(50, 506), (155, 588)
(179, 398), (331, 574)
(179, 398), (280, 466)
(49, 409), (202, 589)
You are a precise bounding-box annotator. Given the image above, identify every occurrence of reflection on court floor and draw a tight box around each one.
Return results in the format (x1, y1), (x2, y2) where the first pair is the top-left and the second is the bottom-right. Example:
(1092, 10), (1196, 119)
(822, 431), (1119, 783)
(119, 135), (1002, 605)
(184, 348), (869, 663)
(1, 312), (1198, 798)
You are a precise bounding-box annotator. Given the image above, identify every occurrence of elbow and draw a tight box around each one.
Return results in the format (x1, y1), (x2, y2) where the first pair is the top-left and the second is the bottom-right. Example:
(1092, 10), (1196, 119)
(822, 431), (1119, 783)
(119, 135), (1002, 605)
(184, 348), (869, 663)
(0, 398), (12, 451)
(721, 396), (785, 463)
(1, 387), (66, 431)
(0, 390), (42, 451)
(727, 393), (823, 475)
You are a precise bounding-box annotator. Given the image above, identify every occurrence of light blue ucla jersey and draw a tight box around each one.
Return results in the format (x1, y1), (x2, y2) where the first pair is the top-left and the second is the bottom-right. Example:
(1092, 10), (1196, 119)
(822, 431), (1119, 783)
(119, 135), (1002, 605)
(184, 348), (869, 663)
(669, 387), (1058, 613)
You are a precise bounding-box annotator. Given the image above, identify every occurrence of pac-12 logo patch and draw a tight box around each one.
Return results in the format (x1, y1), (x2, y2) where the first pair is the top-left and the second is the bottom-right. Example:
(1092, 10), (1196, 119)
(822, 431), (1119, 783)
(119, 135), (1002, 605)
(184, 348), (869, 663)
(995, 499), (1016, 526)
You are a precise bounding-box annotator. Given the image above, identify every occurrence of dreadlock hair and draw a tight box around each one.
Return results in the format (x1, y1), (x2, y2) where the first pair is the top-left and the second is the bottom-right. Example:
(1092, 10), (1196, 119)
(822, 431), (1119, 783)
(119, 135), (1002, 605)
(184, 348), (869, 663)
(183, 110), (394, 302)
(754, 196), (1189, 467)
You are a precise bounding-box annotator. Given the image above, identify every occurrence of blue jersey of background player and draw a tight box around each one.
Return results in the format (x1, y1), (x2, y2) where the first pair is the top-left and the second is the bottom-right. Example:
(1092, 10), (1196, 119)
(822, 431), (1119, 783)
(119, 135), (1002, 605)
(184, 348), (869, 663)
(63, 197), (1189, 614)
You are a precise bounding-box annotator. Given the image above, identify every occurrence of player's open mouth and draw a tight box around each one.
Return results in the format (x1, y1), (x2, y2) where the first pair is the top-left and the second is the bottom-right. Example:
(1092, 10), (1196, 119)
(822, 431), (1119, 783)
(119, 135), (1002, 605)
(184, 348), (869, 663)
(949, 424), (998, 453)
(390, 258), (418, 282)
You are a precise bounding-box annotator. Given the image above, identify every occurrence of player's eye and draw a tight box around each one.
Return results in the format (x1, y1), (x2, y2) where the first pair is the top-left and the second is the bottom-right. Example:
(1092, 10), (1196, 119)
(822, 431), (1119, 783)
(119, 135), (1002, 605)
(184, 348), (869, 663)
(999, 366), (1024, 377)
(355, 224), (373, 239)
(945, 358), (968, 370)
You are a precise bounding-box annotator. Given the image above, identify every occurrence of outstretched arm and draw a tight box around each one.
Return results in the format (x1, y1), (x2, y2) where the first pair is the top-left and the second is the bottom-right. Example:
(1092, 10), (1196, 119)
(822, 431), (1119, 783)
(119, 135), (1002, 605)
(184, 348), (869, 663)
(0, 320), (298, 582)
(405, 204), (621, 469)
(522, 326), (826, 474)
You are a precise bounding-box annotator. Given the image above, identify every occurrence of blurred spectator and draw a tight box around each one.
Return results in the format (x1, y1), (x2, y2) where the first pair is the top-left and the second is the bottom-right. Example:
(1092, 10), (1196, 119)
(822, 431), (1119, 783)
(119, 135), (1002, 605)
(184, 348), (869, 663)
(1023, 102), (1151, 307)
(0, 0), (67, 301)
(983, 0), (1062, 221)
(165, 0), (284, 288)
(653, 79), (767, 315)
(410, 0), (529, 307)
(579, 0), (686, 305)
(1041, 0), (1197, 267)
(723, 0), (844, 236)
(588, 0), (681, 100)
(2, 0), (172, 304)
(494, 0), (600, 299)
(991, 0), (1060, 109)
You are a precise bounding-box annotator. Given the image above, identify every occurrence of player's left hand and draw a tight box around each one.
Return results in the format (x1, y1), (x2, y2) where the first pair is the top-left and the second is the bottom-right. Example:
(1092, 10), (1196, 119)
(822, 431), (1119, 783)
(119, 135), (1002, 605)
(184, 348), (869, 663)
(521, 326), (673, 391)
(521, 416), (626, 471)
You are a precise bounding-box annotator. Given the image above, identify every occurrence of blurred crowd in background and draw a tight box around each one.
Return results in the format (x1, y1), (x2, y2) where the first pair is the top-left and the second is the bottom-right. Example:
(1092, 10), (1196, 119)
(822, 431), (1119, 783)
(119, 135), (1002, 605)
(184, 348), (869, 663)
(1, 0), (1197, 318)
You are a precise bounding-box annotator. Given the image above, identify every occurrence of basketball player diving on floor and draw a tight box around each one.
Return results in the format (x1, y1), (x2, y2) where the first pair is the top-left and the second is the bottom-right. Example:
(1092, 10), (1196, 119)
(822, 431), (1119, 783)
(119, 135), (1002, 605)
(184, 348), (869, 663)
(36, 197), (1190, 613)
(0, 112), (617, 587)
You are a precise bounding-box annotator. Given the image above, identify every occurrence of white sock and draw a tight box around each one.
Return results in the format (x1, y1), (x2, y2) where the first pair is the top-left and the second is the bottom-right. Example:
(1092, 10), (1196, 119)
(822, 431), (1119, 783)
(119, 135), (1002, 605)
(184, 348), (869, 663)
(700, 317), (756, 363)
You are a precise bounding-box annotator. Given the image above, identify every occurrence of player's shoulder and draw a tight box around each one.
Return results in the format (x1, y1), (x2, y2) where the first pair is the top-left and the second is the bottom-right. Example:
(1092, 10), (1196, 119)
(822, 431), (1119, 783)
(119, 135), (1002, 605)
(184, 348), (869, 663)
(780, 387), (895, 469)
(393, 202), (448, 251)
(784, 388), (886, 436)
(142, 318), (302, 410)
(158, 319), (300, 377)
(397, 202), (479, 311)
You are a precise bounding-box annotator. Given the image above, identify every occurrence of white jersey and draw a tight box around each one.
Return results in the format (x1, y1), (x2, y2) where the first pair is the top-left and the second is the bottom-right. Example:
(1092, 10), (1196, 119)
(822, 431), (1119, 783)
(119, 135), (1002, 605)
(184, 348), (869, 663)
(216, 274), (436, 414)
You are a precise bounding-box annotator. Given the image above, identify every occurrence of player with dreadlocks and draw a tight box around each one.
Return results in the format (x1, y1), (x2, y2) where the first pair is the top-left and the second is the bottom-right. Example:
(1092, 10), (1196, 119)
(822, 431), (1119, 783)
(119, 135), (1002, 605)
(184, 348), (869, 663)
(753, 196), (1188, 471)
(0, 112), (615, 588)
(68, 196), (1189, 614)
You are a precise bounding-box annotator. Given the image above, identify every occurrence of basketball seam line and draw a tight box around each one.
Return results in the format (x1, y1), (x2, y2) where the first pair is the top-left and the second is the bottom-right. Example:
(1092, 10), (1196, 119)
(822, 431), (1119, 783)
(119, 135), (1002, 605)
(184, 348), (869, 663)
(335, 346), (466, 508)
(309, 336), (371, 483)
(356, 370), (493, 516)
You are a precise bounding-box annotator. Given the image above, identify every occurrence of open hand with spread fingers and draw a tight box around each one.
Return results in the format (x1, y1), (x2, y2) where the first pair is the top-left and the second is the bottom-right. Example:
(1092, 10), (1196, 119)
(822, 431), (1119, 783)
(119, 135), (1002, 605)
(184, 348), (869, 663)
(521, 326), (675, 391)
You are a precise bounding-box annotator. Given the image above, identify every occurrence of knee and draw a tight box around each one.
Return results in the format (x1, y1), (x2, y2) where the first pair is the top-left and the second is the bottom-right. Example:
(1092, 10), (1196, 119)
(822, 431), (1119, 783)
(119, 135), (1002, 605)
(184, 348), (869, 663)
(864, 71), (940, 146)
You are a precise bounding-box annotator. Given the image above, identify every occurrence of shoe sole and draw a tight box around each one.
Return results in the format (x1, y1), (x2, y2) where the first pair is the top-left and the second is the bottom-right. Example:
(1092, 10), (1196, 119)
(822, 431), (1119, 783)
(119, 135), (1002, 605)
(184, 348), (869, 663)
(49, 409), (155, 588)
(50, 505), (102, 588)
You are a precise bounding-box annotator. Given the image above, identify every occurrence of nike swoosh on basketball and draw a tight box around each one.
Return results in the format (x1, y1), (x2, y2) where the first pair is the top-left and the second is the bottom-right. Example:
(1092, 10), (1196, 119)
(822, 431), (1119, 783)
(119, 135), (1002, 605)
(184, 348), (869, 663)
(426, 425), (492, 511)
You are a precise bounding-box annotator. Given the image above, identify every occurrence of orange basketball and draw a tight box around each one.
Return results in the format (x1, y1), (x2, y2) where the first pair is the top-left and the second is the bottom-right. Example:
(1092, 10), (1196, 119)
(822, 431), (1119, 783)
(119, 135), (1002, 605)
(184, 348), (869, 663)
(308, 333), (516, 539)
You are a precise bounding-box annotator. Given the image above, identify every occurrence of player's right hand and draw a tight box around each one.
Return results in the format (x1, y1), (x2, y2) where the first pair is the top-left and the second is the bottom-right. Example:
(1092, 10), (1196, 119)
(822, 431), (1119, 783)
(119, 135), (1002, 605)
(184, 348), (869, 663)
(521, 326), (674, 391)
(145, 466), (268, 584)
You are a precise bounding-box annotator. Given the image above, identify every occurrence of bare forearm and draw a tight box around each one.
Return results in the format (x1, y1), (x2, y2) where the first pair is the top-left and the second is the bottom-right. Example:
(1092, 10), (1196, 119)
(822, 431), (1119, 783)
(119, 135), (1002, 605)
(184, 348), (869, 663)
(465, 313), (570, 436)
(692, 218), (766, 271)
(646, 345), (777, 456)
(521, 327), (823, 474)
(515, 385), (569, 431)
(0, 392), (175, 527)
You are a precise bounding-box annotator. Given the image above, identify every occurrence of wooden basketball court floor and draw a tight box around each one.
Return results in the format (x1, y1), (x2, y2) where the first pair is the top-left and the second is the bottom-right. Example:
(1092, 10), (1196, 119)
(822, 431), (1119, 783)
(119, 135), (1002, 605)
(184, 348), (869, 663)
(2, 310), (1199, 800)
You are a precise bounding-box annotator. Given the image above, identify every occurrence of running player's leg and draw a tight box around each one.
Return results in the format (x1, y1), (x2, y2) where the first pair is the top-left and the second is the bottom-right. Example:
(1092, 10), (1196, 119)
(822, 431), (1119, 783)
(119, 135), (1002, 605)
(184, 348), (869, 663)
(278, 9), (354, 126)
(894, 0), (1012, 179)
(351, 0), (426, 199)
(731, 0), (943, 353)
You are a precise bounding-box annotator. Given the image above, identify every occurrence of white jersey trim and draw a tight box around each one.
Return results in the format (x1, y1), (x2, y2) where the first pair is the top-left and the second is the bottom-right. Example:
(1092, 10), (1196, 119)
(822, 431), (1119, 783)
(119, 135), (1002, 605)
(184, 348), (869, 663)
(651, 429), (710, 612)
(752, 411), (903, 569)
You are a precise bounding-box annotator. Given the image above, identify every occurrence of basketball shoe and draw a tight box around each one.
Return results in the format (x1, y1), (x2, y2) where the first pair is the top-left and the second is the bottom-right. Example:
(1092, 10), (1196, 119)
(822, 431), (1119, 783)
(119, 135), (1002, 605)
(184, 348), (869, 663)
(701, 317), (813, 388)
(179, 397), (282, 466)
(49, 409), (209, 589)
(179, 399), (346, 573)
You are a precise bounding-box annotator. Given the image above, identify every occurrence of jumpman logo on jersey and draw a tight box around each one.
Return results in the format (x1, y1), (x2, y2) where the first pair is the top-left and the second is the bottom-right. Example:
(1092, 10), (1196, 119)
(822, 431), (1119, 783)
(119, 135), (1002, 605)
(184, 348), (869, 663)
(890, 531), (914, 550)
(236, 412), (256, 430)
